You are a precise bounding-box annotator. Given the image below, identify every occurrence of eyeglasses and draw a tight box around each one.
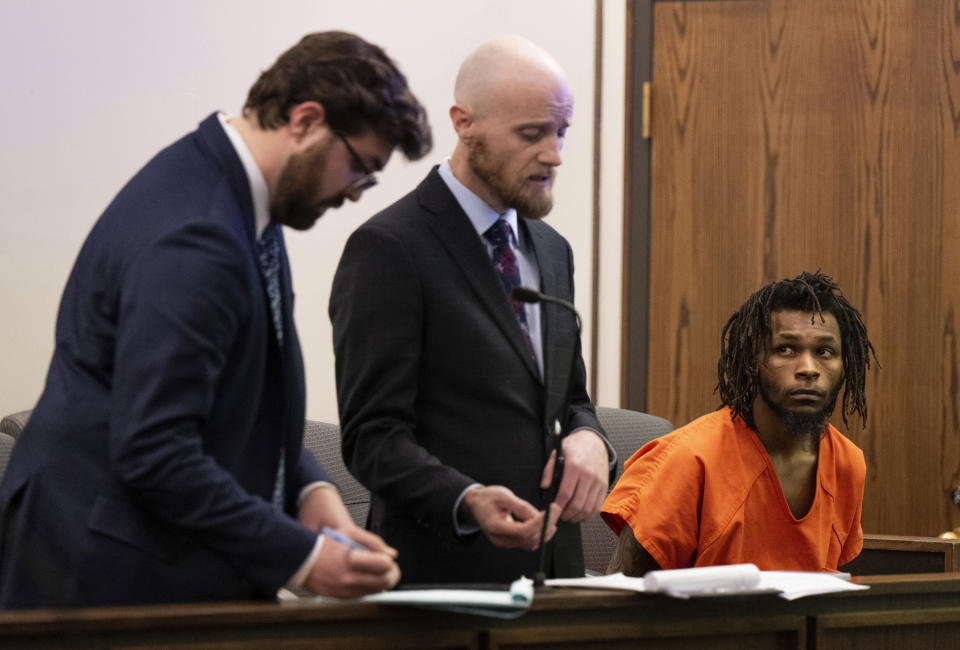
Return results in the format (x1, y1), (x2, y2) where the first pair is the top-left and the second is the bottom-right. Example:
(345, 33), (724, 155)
(333, 131), (378, 193)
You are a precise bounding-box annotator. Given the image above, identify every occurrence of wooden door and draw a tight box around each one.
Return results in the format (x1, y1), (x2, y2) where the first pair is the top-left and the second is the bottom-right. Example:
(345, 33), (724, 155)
(634, 0), (960, 536)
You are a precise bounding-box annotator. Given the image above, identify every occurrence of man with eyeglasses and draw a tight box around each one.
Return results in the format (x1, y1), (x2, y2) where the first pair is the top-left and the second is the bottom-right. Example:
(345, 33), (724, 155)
(0, 31), (431, 609)
(335, 131), (379, 195)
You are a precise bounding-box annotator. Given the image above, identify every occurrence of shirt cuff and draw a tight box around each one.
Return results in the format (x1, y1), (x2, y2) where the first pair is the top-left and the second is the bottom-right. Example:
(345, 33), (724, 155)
(297, 481), (337, 509)
(572, 426), (617, 472)
(285, 534), (324, 590)
(453, 483), (484, 536)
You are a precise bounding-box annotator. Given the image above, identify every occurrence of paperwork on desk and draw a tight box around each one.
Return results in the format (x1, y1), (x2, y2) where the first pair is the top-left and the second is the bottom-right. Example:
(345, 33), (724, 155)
(546, 564), (868, 600)
(302, 576), (534, 618)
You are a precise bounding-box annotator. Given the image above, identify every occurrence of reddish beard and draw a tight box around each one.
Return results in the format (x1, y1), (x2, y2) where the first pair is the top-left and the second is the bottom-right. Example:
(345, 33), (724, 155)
(467, 135), (554, 219)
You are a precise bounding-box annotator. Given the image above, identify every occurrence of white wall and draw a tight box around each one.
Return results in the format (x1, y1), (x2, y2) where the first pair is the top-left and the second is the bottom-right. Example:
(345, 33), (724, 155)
(596, 0), (626, 407)
(0, 0), (626, 423)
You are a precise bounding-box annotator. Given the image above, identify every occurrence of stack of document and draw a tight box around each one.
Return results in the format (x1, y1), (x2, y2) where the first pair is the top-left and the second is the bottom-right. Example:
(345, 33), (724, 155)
(547, 564), (868, 600)
(299, 576), (535, 618)
(757, 570), (868, 600)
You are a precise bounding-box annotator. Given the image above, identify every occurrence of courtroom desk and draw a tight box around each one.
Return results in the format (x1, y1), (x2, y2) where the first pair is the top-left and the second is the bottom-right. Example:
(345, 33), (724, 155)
(813, 573), (960, 649)
(843, 533), (960, 574)
(2, 574), (960, 649)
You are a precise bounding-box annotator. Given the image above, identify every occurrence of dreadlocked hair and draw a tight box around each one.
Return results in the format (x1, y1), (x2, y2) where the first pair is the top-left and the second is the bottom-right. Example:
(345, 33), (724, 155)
(716, 270), (877, 431)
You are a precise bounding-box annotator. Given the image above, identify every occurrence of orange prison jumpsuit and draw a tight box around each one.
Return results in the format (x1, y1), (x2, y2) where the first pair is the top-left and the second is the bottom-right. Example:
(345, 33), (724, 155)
(602, 408), (865, 571)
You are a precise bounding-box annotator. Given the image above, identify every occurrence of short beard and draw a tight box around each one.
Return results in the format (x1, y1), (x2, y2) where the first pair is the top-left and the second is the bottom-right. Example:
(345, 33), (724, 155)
(759, 382), (842, 438)
(468, 135), (553, 219)
(270, 138), (335, 231)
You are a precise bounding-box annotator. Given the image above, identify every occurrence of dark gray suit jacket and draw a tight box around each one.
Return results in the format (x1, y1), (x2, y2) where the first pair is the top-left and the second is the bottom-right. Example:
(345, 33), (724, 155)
(330, 167), (608, 584)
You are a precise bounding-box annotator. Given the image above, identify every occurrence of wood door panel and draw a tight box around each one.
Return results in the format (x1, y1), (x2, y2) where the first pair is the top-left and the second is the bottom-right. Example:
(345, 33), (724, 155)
(645, 0), (960, 535)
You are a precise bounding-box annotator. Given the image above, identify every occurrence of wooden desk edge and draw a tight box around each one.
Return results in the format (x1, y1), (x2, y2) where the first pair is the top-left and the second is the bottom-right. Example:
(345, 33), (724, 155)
(863, 533), (960, 552)
(3, 576), (960, 640)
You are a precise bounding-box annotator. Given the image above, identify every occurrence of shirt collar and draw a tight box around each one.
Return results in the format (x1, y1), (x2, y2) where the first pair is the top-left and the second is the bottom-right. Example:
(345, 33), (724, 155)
(217, 112), (271, 239)
(437, 159), (520, 246)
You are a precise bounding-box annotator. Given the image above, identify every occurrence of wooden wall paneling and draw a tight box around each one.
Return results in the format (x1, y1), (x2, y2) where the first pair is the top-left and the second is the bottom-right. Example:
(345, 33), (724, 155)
(805, 0), (960, 537)
(647, 0), (767, 428)
(634, 0), (960, 536)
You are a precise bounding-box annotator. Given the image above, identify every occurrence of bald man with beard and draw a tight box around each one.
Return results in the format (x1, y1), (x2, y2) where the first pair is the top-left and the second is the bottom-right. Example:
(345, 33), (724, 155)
(330, 36), (614, 584)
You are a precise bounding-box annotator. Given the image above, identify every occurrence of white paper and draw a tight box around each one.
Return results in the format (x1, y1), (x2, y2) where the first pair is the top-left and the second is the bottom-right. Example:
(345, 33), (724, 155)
(757, 571), (868, 600)
(361, 576), (533, 608)
(547, 566), (762, 595)
(644, 563), (760, 594)
(547, 572), (648, 592)
(298, 576), (535, 618)
(547, 566), (869, 600)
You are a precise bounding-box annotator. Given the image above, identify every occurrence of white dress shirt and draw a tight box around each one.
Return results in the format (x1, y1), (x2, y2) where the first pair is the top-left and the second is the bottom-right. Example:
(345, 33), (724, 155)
(218, 112), (331, 591)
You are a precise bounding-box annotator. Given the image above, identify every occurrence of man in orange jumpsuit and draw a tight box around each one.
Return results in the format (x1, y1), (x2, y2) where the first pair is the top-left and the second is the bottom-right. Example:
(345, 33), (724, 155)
(602, 271), (877, 574)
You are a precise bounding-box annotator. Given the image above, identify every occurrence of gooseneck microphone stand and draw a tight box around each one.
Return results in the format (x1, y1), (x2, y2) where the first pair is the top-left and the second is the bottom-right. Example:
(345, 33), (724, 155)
(512, 287), (582, 588)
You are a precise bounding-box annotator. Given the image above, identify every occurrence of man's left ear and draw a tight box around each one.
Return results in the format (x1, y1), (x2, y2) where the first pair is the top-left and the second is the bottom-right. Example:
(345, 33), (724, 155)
(287, 101), (327, 142)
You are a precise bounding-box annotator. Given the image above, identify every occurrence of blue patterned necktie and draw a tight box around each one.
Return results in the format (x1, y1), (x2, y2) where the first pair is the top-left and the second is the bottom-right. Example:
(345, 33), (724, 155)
(257, 222), (286, 508)
(257, 223), (284, 348)
(484, 219), (536, 360)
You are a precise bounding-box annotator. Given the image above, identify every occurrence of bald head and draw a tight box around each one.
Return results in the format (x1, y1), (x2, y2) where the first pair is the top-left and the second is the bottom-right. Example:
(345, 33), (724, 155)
(454, 35), (568, 118)
(448, 36), (572, 219)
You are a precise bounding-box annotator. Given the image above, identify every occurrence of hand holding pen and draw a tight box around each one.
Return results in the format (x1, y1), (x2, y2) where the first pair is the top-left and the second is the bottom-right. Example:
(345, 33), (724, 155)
(322, 526), (369, 551)
(302, 526), (400, 598)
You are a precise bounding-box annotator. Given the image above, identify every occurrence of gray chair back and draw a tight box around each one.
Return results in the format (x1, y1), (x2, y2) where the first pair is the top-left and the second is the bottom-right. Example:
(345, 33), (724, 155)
(579, 406), (674, 575)
(301, 420), (370, 527)
(0, 409), (31, 439)
(0, 432), (15, 484)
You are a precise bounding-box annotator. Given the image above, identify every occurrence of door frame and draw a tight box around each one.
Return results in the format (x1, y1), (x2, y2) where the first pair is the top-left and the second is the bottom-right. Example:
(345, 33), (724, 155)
(622, 0), (654, 410)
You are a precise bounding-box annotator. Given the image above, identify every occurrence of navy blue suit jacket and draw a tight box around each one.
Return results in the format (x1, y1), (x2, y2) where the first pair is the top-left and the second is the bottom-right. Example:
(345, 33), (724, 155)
(0, 114), (327, 608)
(330, 168), (609, 584)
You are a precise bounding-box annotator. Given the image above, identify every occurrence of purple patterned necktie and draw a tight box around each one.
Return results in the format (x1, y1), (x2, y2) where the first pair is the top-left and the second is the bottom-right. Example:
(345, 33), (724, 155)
(484, 219), (536, 360)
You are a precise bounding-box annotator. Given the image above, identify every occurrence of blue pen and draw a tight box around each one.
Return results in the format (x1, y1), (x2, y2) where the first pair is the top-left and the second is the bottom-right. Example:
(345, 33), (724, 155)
(322, 527), (369, 552)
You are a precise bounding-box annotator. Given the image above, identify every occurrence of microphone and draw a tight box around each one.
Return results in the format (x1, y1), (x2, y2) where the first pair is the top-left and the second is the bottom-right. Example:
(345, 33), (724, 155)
(512, 286), (582, 588)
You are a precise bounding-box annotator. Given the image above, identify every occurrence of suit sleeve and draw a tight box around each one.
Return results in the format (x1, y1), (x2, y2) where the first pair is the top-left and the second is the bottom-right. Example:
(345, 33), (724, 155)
(556, 238), (614, 478)
(330, 224), (477, 542)
(109, 220), (316, 592)
(294, 448), (329, 492)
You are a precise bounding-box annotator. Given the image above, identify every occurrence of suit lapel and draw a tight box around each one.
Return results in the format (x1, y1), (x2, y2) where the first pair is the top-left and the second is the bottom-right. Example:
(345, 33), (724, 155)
(195, 113), (257, 245)
(526, 220), (576, 429)
(276, 229), (305, 490)
(417, 169), (541, 382)
(197, 113), (302, 498)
